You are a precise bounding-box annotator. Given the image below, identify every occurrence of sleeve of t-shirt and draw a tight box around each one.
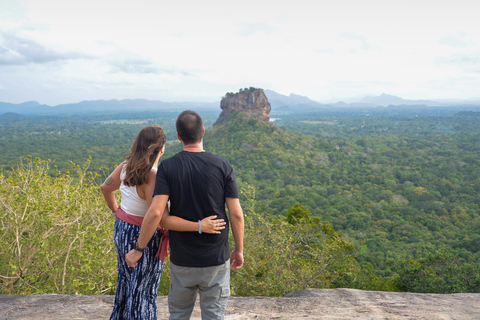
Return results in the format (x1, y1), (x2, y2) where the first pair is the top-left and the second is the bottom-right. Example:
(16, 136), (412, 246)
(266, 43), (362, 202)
(224, 163), (239, 198)
(153, 161), (170, 197)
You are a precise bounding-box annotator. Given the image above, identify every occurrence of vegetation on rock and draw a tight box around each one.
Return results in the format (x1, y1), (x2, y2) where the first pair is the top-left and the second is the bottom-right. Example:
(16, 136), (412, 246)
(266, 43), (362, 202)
(0, 157), (116, 294)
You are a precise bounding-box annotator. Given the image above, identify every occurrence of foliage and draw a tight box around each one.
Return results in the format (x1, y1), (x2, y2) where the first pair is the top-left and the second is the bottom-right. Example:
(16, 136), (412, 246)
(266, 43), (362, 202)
(2, 107), (480, 294)
(393, 251), (480, 293)
(0, 157), (117, 294)
(0, 111), (216, 176)
(286, 202), (312, 225)
(206, 110), (480, 284)
(224, 87), (263, 98)
(331, 262), (398, 292)
(0, 160), (361, 296)
(230, 185), (359, 296)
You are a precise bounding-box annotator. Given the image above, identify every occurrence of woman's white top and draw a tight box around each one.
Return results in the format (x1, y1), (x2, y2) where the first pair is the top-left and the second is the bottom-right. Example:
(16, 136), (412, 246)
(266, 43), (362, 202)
(119, 166), (155, 217)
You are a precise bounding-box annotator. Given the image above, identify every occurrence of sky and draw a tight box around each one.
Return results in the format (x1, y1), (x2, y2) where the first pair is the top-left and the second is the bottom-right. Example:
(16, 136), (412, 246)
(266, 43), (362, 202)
(1, 0), (479, 106)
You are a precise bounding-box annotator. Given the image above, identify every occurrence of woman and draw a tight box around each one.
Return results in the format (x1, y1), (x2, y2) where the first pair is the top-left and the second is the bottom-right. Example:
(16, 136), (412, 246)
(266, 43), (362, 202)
(101, 125), (224, 320)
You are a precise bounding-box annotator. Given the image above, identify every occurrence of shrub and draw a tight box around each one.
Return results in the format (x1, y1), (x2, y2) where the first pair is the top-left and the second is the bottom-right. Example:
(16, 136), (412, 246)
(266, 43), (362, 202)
(0, 157), (117, 294)
(230, 186), (359, 296)
(394, 250), (480, 293)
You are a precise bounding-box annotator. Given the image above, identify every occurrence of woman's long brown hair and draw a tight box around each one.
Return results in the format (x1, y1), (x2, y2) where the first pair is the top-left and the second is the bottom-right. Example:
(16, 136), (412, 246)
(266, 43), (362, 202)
(123, 125), (166, 187)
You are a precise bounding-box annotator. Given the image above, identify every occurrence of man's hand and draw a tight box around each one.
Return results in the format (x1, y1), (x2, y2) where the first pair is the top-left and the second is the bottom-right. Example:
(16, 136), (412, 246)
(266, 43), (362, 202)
(226, 198), (244, 271)
(230, 248), (244, 271)
(126, 249), (143, 268)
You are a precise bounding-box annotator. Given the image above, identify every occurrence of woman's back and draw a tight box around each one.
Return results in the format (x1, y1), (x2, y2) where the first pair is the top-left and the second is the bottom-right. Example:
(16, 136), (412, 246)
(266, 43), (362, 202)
(119, 165), (155, 217)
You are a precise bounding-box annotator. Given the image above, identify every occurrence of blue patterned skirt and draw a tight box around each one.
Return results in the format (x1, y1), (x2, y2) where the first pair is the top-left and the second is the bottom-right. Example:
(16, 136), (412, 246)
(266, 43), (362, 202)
(110, 218), (164, 320)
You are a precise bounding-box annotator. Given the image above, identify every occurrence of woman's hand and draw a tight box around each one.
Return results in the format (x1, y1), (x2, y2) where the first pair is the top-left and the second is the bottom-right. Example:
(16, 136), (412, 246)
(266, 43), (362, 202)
(160, 212), (226, 233)
(201, 215), (226, 234)
(126, 249), (142, 268)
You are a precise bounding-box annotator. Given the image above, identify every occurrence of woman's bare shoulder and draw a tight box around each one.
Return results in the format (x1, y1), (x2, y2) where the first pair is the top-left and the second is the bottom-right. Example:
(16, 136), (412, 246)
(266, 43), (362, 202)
(147, 168), (158, 182)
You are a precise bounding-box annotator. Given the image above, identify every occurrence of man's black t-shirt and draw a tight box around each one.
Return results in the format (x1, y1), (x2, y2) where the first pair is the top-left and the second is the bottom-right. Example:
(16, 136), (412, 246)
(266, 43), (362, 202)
(153, 150), (239, 267)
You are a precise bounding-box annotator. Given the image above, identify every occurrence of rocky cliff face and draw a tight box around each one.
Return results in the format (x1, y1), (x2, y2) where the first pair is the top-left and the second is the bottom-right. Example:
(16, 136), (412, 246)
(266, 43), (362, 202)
(216, 89), (271, 124)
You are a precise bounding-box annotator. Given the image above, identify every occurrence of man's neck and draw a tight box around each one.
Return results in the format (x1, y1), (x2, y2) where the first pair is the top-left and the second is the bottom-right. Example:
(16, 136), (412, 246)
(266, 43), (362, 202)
(182, 142), (204, 152)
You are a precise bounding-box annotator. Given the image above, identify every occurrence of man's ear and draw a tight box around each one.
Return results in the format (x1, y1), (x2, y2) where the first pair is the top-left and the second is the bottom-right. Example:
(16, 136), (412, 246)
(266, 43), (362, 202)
(202, 127), (205, 136)
(177, 133), (182, 141)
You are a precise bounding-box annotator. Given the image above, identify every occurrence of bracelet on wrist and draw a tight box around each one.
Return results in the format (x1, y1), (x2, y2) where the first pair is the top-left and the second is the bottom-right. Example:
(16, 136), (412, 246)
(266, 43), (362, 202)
(198, 220), (202, 234)
(134, 242), (145, 253)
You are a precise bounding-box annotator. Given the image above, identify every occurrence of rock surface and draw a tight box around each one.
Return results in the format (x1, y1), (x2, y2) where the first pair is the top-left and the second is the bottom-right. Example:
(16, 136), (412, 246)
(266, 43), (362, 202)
(217, 89), (271, 124)
(2, 288), (480, 320)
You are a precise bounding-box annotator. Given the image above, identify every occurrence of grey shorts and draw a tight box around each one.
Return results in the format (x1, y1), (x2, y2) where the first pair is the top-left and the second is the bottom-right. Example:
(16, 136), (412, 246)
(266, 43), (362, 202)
(168, 260), (230, 320)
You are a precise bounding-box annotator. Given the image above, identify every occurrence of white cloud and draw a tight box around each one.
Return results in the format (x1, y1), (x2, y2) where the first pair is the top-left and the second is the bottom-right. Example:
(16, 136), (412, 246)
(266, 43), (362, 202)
(1, 0), (480, 104)
(437, 52), (480, 74)
(0, 32), (89, 65)
(438, 32), (470, 48)
(237, 22), (276, 37)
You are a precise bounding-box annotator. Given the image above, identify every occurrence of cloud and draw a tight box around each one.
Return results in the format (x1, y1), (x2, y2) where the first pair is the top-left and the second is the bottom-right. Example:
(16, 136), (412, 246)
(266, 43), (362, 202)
(315, 48), (335, 54)
(108, 59), (193, 76)
(109, 59), (162, 75)
(338, 32), (373, 51)
(438, 33), (469, 48)
(105, 47), (194, 77)
(0, 32), (88, 65)
(237, 22), (275, 37)
(437, 52), (480, 74)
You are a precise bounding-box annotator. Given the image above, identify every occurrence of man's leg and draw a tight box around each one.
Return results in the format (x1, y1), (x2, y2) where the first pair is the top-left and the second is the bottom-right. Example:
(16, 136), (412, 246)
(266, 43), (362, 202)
(168, 262), (198, 320)
(198, 260), (230, 320)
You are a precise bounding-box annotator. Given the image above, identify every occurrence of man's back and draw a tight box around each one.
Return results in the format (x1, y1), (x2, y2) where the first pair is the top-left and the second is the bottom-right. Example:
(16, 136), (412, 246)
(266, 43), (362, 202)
(154, 150), (239, 267)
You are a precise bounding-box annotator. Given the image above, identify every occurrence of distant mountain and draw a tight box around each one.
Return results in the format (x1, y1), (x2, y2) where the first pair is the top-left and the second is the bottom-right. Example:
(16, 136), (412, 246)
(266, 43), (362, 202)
(264, 91), (452, 110)
(264, 90), (325, 112)
(359, 93), (439, 106)
(2, 91), (480, 116)
(0, 112), (25, 120)
(434, 98), (480, 106)
(53, 99), (219, 114)
(0, 99), (219, 115)
(0, 101), (52, 114)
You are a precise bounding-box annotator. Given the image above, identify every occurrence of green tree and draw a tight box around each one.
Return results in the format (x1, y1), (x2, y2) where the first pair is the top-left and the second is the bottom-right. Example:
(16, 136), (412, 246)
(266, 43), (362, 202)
(231, 192), (359, 296)
(0, 157), (117, 294)
(286, 202), (311, 225)
(394, 251), (480, 293)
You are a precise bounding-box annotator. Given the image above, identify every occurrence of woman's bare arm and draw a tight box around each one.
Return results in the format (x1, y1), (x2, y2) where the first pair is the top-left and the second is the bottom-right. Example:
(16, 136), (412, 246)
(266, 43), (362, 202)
(100, 162), (125, 213)
(161, 207), (226, 234)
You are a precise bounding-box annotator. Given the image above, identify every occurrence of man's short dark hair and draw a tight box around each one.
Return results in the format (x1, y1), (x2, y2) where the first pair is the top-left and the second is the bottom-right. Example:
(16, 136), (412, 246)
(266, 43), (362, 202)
(176, 110), (203, 145)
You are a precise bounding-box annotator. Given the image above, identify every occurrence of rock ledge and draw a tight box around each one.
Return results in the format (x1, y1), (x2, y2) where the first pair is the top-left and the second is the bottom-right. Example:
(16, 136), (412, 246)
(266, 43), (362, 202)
(1, 288), (480, 319)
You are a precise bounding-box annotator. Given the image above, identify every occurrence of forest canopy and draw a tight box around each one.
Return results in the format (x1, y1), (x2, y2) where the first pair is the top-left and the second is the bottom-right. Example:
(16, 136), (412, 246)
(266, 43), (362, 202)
(1, 106), (479, 294)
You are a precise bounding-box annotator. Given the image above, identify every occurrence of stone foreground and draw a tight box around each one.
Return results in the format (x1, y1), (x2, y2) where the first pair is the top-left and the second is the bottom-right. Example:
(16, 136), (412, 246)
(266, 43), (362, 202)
(1, 288), (479, 320)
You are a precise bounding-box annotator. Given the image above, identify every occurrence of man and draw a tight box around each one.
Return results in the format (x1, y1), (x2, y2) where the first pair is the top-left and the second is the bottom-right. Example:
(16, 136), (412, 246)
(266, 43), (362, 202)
(126, 110), (244, 320)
